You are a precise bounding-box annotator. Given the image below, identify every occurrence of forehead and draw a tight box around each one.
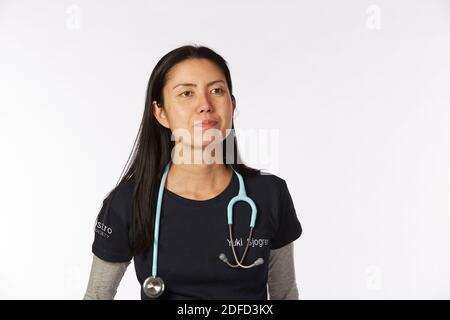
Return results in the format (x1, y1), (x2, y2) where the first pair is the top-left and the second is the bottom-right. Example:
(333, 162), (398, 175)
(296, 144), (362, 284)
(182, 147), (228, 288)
(165, 58), (225, 85)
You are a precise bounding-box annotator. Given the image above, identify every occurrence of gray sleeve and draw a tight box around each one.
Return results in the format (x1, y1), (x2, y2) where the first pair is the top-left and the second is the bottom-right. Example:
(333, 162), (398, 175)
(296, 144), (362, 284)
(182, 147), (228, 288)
(83, 254), (131, 300)
(267, 241), (300, 300)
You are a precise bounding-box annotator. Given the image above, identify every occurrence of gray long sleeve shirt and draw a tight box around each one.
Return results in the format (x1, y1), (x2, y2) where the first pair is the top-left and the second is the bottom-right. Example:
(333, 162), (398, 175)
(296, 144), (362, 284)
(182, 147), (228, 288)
(84, 241), (299, 300)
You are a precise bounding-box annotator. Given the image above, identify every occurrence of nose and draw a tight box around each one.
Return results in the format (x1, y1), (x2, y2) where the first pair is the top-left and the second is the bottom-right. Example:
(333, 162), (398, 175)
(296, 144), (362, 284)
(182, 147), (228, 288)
(197, 94), (214, 113)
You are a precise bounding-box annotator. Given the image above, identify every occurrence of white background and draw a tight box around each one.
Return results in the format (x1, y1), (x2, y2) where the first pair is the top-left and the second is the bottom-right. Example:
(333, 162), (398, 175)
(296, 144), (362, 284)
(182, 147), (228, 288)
(1, 0), (449, 299)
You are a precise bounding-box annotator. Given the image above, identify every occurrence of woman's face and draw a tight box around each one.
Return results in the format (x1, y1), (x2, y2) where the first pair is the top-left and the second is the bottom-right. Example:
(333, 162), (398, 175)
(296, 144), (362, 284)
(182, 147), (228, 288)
(152, 58), (236, 153)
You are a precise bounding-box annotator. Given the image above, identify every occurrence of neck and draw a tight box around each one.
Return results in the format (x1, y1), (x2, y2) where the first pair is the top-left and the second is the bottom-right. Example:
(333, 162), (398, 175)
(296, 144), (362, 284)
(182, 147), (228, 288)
(165, 162), (233, 200)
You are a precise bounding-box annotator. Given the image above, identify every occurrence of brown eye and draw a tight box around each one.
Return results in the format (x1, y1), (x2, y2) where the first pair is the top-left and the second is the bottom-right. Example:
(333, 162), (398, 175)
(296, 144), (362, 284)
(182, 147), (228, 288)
(180, 91), (193, 97)
(211, 88), (224, 95)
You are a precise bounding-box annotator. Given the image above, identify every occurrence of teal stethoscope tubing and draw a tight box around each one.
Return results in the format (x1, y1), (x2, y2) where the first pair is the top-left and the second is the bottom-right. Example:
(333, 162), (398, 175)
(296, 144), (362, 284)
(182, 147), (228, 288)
(151, 161), (260, 278)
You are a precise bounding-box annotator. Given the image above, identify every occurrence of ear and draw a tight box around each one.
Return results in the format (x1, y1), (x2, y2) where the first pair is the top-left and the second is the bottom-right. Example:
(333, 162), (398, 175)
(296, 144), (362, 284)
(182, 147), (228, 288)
(231, 95), (236, 113)
(152, 101), (170, 129)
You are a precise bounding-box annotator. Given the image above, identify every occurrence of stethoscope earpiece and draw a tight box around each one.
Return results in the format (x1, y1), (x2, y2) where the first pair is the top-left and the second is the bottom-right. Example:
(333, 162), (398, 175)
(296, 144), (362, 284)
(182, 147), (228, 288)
(219, 253), (264, 268)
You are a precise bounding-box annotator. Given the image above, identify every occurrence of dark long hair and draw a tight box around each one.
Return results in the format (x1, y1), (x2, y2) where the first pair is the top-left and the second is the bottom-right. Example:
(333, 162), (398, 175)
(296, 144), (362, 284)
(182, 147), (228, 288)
(98, 44), (260, 256)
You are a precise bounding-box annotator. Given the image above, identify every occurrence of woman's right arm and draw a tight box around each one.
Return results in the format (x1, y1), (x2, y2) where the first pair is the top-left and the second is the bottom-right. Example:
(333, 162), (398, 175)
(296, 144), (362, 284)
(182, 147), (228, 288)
(83, 254), (131, 300)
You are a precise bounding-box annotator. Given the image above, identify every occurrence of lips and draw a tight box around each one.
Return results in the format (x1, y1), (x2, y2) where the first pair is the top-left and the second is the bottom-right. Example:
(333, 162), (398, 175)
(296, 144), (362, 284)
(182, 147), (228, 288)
(194, 120), (219, 128)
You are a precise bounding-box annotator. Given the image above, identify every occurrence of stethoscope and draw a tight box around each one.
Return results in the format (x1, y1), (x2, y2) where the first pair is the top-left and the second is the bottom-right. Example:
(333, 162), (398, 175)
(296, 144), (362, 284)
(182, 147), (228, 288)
(143, 161), (264, 299)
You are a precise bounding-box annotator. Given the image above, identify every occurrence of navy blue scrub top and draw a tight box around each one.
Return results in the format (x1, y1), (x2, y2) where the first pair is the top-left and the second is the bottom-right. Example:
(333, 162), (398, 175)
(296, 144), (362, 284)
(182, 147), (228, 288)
(92, 171), (302, 300)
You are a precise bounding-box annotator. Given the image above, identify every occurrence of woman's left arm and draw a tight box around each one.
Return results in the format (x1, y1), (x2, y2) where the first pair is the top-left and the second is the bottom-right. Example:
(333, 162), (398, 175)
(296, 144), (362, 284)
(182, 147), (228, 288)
(267, 242), (300, 300)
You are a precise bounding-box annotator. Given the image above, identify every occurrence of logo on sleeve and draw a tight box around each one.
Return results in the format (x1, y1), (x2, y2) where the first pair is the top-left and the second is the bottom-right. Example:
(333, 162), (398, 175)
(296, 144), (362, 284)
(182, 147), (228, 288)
(94, 220), (113, 239)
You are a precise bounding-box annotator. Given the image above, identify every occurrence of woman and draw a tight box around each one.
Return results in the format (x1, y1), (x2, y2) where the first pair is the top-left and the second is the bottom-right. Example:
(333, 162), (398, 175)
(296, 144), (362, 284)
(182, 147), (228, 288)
(84, 45), (302, 300)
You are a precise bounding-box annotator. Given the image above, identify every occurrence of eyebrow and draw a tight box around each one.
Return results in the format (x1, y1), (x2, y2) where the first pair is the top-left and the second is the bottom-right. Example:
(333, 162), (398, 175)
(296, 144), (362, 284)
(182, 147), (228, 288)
(172, 79), (225, 90)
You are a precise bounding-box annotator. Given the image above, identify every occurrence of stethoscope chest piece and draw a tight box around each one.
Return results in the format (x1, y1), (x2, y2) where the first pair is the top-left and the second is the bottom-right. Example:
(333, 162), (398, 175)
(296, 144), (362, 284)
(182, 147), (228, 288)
(143, 276), (165, 299)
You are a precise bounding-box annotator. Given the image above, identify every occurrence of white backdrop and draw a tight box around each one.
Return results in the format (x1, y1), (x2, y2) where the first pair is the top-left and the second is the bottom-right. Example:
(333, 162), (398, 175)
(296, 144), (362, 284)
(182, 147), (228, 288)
(1, 0), (449, 299)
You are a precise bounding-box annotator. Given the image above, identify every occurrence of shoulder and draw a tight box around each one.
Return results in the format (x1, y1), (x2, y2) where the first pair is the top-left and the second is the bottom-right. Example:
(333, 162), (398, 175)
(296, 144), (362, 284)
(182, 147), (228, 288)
(241, 171), (293, 210)
(109, 181), (134, 206)
(243, 171), (289, 195)
(101, 181), (135, 222)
